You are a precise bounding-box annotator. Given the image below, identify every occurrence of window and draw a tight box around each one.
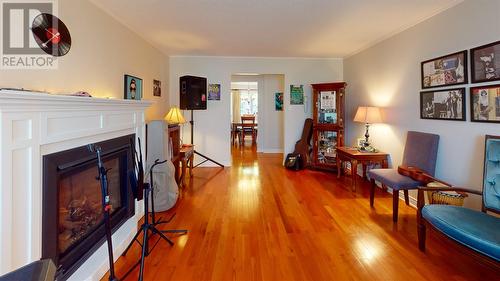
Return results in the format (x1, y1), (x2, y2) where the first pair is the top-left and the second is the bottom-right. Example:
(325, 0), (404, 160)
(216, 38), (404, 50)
(240, 89), (258, 115)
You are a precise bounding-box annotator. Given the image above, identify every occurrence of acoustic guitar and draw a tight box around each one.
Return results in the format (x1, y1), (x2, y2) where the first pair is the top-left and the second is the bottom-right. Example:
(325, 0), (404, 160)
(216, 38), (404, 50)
(397, 165), (452, 186)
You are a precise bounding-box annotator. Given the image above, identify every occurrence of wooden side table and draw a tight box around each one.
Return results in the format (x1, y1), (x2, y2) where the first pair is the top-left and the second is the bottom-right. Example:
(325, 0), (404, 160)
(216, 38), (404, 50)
(175, 145), (194, 187)
(336, 147), (389, 191)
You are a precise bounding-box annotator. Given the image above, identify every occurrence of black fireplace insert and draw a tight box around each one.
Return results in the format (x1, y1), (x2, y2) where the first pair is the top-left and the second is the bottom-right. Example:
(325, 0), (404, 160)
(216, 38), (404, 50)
(41, 134), (136, 280)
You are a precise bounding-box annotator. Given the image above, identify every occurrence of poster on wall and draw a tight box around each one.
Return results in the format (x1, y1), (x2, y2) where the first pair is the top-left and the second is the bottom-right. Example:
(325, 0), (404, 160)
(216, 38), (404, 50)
(124, 74), (142, 100)
(420, 88), (465, 121)
(421, 50), (467, 89)
(275, 92), (283, 111)
(470, 84), (500, 123)
(153, 79), (161, 97)
(208, 83), (221, 100)
(290, 85), (304, 105)
(471, 40), (500, 83)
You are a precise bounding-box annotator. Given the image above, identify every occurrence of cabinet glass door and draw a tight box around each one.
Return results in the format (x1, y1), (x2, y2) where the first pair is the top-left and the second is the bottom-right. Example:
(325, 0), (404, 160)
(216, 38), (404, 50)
(317, 91), (337, 124)
(317, 130), (338, 165)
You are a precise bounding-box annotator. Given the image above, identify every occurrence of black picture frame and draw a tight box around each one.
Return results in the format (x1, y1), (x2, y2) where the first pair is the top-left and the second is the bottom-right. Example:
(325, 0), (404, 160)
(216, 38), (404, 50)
(471, 40), (500, 83)
(420, 88), (466, 121)
(470, 84), (500, 123)
(124, 74), (143, 100)
(421, 50), (468, 89)
(153, 79), (161, 97)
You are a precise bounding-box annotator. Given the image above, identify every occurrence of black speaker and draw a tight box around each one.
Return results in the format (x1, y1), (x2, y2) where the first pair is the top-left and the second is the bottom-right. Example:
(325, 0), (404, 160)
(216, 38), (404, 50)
(180, 75), (207, 110)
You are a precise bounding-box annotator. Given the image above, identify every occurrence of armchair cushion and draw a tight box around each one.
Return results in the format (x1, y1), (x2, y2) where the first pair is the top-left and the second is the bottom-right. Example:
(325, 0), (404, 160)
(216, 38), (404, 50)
(422, 205), (500, 261)
(368, 169), (421, 190)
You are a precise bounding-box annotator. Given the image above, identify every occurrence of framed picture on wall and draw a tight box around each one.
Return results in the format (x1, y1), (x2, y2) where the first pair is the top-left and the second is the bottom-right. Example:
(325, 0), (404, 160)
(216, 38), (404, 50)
(421, 50), (467, 89)
(471, 40), (500, 83)
(153, 79), (161, 97)
(290, 85), (304, 105)
(208, 83), (221, 100)
(124, 74), (142, 100)
(420, 88), (465, 121)
(275, 92), (283, 111)
(470, 84), (500, 123)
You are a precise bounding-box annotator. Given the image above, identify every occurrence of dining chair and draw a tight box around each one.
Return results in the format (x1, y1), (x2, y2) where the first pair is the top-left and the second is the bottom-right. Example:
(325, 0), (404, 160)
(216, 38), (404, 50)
(240, 115), (256, 144)
(368, 131), (440, 222)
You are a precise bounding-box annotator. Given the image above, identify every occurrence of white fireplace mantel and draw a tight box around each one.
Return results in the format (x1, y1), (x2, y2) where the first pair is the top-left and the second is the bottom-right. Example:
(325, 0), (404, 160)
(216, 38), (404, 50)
(0, 90), (152, 280)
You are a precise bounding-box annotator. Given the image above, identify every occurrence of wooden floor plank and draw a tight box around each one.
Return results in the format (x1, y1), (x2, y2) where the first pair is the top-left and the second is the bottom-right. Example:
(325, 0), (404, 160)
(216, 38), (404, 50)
(102, 142), (499, 281)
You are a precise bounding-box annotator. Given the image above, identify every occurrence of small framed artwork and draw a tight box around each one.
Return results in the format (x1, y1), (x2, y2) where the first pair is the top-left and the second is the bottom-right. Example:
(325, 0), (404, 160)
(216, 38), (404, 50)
(356, 137), (366, 148)
(290, 85), (304, 105)
(421, 50), (467, 89)
(471, 40), (500, 83)
(470, 84), (500, 123)
(275, 92), (283, 111)
(420, 88), (465, 121)
(124, 74), (142, 100)
(153, 79), (161, 97)
(208, 83), (221, 100)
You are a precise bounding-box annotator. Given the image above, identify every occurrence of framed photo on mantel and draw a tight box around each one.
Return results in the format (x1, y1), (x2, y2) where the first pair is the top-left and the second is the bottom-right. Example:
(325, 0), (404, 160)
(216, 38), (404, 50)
(421, 50), (467, 89)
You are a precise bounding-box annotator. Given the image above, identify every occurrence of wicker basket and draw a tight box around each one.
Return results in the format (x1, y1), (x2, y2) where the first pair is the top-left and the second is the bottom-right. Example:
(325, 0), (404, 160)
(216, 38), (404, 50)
(426, 181), (466, 206)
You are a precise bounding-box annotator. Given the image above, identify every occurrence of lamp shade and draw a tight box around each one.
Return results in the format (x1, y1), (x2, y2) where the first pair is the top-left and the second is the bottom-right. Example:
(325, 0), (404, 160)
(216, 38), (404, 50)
(353, 106), (382, 124)
(164, 106), (186, 124)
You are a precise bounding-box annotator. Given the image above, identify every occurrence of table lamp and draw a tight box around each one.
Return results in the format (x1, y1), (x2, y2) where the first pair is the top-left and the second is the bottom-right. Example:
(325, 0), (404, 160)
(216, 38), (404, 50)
(164, 106), (186, 125)
(353, 106), (382, 148)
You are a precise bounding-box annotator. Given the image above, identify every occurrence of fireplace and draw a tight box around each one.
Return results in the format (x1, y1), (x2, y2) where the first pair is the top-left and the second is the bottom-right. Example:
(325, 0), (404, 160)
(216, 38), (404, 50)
(41, 135), (136, 280)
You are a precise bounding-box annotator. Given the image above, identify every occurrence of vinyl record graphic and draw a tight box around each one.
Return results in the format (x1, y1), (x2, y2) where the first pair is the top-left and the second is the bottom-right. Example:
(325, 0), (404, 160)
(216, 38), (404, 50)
(31, 13), (71, 57)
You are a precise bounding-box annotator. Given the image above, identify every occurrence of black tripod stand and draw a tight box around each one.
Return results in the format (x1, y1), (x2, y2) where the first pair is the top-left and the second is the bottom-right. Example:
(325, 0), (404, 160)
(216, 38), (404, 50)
(189, 109), (224, 168)
(88, 144), (119, 281)
(122, 155), (187, 281)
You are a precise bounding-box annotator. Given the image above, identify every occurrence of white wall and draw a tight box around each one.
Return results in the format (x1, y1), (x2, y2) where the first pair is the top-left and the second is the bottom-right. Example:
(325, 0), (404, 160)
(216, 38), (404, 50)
(169, 56), (343, 166)
(0, 0), (170, 120)
(344, 0), (500, 209)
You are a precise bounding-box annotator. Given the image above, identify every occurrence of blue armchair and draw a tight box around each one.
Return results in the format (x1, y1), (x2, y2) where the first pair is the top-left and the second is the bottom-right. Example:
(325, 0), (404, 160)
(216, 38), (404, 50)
(417, 135), (500, 266)
(368, 131), (440, 222)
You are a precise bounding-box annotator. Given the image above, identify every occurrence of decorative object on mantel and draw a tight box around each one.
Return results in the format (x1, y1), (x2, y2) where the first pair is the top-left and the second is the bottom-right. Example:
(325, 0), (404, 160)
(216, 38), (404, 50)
(420, 88), (465, 121)
(290, 84), (304, 105)
(471, 40), (500, 83)
(124, 74), (143, 100)
(421, 50), (467, 89)
(208, 83), (221, 100)
(31, 13), (72, 57)
(353, 106), (382, 152)
(153, 79), (161, 97)
(470, 84), (500, 123)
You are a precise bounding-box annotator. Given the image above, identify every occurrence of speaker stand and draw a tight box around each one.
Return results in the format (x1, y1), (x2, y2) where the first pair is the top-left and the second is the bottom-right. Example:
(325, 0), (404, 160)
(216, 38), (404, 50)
(189, 110), (224, 168)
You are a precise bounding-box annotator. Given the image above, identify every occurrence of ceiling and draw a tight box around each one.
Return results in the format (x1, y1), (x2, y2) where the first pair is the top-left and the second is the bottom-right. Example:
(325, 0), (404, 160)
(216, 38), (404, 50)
(90, 0), (462, 58)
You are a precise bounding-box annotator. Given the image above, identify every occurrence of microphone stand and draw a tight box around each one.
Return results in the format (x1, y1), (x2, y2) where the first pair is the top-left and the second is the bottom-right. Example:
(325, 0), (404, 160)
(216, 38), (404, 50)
(88, 144), (119, 281)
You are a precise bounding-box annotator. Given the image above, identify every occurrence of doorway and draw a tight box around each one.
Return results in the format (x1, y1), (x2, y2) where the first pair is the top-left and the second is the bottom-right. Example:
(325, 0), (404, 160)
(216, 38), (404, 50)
(230, 74), (285, 163)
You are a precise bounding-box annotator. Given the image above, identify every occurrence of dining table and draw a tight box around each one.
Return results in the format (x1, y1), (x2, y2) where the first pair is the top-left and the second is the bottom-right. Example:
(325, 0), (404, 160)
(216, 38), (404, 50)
(232, 122), (258, 144)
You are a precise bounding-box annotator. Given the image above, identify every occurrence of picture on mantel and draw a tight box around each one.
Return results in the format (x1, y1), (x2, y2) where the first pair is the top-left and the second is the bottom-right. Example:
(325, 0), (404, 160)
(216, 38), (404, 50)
(124, 74), (142, 100)
(290, 85), (304, 105)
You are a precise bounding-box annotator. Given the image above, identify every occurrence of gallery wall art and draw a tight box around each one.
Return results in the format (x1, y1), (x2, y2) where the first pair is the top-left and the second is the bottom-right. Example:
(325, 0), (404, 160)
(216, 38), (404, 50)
(470, 84), (500, 123)
(471, 41), (500, 83)
(421, 50), (467, 89)
(420, 88), (465, 121)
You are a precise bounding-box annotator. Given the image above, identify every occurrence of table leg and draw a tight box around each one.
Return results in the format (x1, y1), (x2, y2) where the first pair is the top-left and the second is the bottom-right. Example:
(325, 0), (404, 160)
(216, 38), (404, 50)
(337, 157), (341, 178)
(180, 159), (187, 187)
(351, 159), (358, 191)
(382, 159), (389, 168)
(362, 163), (368, 180)
(189, 154), (194, 178)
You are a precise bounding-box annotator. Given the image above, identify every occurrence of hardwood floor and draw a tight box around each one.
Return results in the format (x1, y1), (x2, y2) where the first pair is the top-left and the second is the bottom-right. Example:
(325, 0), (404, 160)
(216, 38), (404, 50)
(103, 143), (499, 281)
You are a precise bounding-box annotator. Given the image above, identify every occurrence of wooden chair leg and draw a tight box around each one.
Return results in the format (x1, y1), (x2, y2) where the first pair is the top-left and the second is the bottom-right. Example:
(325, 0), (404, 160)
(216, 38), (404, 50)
(370, 179), (376, 207)
(418, 222), (426, 251)
(404, 190), (410, 205)
(393, 189), (399, 222)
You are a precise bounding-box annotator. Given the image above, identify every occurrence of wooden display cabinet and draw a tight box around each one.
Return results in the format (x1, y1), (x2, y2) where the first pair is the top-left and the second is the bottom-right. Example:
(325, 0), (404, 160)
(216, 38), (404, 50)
(311, 82), (346, 171)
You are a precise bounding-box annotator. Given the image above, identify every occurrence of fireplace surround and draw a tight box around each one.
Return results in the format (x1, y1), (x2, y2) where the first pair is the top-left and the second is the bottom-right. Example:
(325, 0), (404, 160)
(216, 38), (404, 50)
(42, 135), (136, 280)
(0, 89), (151, 280)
